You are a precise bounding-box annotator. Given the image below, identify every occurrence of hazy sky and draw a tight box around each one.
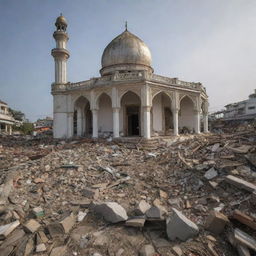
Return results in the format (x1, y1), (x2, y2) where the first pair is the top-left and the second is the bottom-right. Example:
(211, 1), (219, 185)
(0, 0), (256, 121)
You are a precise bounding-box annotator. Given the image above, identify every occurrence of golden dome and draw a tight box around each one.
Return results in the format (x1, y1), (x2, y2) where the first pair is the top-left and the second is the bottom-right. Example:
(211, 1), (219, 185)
(55, 15), (67, 27)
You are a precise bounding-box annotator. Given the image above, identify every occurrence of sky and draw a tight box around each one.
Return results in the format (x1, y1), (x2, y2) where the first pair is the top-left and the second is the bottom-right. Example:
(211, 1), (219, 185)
(0, 0), (256, 121)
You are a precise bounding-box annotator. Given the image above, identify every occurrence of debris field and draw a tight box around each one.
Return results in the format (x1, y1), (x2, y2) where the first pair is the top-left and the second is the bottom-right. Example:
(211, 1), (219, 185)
(0, 126), (256, 256)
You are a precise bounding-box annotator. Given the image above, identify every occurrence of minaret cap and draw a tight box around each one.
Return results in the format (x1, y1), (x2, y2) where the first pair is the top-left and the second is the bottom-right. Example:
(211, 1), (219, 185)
(55, 14), (68, 27)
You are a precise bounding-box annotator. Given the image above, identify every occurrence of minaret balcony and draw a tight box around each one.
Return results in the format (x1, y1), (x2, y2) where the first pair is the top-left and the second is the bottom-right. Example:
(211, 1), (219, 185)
(51, 48), (70, 59)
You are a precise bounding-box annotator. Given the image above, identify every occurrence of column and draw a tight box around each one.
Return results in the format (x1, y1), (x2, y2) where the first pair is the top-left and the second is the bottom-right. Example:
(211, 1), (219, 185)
(113, 108), (120, 138)
(92, 109), (98, 138)
(67, 112), (73, 138)
(203, 113), (209, 133)
(77, 108), (82, 136)
(143, 106), (151, 139)
(5, 124), (8, 133)
(194, 110), (201, 134)
(172, 108), (179, 136)
(9, 125), (12, 135)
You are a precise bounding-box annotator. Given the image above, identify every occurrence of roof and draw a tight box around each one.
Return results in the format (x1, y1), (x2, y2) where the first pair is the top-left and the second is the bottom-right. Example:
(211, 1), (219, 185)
(0, 100), (7, 105)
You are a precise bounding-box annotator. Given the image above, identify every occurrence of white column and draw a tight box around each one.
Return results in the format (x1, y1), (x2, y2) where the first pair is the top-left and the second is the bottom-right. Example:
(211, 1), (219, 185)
(67, 112), (73, 138)
(194, 110), (201, 134)
(77, 108), (82, 136)
(92, 109), (98, 138)
(143, 106), (151, 139)
(203, 113), (209, 133)
(172, 108), (179, 136)
(9, 125), (12, 135)
(5, 124), (8, 133)
(113, 108), (120, 138)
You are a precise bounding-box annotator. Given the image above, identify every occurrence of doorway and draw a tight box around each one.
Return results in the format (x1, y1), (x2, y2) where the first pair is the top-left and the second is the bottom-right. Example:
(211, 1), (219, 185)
(126, 106), (140, 136)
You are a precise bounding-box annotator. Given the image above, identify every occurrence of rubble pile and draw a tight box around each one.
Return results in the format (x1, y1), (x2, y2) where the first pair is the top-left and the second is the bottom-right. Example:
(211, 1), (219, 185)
(0, 127), (255, 256)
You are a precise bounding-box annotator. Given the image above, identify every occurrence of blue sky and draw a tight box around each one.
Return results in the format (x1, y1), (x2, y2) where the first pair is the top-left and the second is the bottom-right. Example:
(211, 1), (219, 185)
(0, 0), (256, 121)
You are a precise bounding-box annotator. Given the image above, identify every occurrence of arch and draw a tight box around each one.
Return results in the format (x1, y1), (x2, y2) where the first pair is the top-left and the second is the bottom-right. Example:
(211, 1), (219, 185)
(120, 91), (141, 136)
(72, 94), (91, 110)
(179, 96), (195, 133)
(119, 89), (141, 107)
(179, 94), (196, 109)
(152, 90), (173, 102)
(97, 93), (113, 135)
(152, 92), (173, 136)
(95, 91), (112, 109)
(73, 96), (92, 137)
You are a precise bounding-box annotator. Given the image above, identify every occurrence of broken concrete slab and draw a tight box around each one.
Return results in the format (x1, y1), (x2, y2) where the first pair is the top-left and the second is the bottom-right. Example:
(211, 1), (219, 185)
(233, 209), (256, 230)
(60, 214), (75, 233)
(36, 243), (47, 252)
(166, 208), (199, 241)
(234, 228), (256, 251)
(23, 219), (41, 233)
(225, 175), (256, 192)
(135, 200), (151, 215)
(125, 217), (145, 227)
(139, 244), (156, 256)
(0, 220), (20, 240)
(31, 206), (44, 218)
(93, 202), (128, 223)
(204, 167), (218, 180)
(81, 188), (99, 199)
(205, 211), (229, 235)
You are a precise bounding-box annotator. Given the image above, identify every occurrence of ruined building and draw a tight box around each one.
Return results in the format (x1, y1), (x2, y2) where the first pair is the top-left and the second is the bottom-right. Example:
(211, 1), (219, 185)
(51, 15), (209, 139)
(0, 100), (15, 135)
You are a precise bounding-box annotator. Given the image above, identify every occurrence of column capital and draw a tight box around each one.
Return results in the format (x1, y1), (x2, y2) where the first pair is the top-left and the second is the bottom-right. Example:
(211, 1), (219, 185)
(112, 107), (120, 112)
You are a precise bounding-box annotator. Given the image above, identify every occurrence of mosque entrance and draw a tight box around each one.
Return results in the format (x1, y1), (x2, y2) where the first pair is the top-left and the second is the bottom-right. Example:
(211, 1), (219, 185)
(126, 106), (140, 136)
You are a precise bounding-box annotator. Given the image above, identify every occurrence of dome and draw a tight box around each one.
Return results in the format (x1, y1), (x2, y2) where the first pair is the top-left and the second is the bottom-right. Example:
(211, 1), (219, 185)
(100, 29), (153, 76)
(55, 15), (67, 27)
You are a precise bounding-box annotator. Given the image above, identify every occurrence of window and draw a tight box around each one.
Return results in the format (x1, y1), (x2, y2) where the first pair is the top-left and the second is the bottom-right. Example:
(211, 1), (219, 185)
(248, 106), (255, 110)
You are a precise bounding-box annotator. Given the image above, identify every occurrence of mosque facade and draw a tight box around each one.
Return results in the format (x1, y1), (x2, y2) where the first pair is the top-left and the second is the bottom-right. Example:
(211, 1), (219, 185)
(51, 15), (209, 139)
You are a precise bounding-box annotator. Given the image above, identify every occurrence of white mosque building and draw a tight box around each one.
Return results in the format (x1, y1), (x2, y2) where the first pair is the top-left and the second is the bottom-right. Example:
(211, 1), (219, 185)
(51, 15), (209, 139)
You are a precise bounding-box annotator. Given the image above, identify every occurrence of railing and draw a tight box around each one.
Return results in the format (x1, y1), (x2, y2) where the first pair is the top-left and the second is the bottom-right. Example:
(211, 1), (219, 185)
(52, 70), (206, 93)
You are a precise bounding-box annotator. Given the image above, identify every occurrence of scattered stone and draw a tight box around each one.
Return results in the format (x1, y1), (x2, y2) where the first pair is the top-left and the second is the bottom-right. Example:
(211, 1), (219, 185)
(94, 202), (128, 223)
(81, 188), (99, 199)
(50, 246), (67, 256)
(172, 245), (183, 256)
(23, 219), (41, 233)
(204, 167), (218, 180)
(0, 220), (20, 239)
(146, 206), (164, 220)
(36, 243), (47, 252)
(139, 244), (156, 256)
(166, 208), (199, 241)
(125, 217), (145, 227)
(60, 214), (76, 233)
(77, 211), (87, 222)
(205, 210), (229, 235)
(135, 200), (151, 215)
(31, 206), (44, 218)
(71, 199), (91, 208)
(211, 143), (220, 152)
(159, 189), (168, 199)
(34, 177), (45, 184)
(225, 175), (256, 192)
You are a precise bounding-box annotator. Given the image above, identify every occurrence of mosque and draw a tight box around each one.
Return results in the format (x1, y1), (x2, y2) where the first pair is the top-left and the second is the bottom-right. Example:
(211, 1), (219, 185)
(51, 15), (209, 139)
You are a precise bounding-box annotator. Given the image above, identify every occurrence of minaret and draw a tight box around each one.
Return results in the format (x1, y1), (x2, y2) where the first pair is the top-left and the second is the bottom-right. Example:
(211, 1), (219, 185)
(51, 14), (69, 84)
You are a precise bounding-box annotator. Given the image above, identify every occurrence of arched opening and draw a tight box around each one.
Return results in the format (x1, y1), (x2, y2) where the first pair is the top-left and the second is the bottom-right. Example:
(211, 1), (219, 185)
(179, 96), (195, 133)
(120, 91), (141, 136)
(74, 96), (92, 137)
(97, 93), (113, 136)
(152, 92), (172, 136)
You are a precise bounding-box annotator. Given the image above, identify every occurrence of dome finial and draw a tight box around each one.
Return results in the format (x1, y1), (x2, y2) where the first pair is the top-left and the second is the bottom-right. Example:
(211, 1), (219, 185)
(125, 21), (128, 31)
(60, 12), (63, 16)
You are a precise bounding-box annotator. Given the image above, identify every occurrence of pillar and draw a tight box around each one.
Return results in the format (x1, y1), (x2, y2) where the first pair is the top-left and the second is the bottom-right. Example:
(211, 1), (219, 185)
(194, 110), (201, 134)
(77, 108), (82, 136)
(172, 108), (179, 136)
(203, 113), (209, 133)
(67, 112), (73, 138)
(5, 124), (8, 133)
(143, 106), (151, 139)
(113, 108), (120, 138)
(92, 109), (98, 138)
(9, 125), (12, 135)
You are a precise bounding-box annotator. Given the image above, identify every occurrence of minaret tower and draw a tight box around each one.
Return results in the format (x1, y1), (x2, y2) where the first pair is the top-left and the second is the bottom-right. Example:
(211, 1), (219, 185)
(51, 14), (69, 84)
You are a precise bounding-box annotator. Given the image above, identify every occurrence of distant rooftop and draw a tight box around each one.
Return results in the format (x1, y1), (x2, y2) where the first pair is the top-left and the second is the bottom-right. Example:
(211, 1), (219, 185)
(0, 100), (7, 105)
